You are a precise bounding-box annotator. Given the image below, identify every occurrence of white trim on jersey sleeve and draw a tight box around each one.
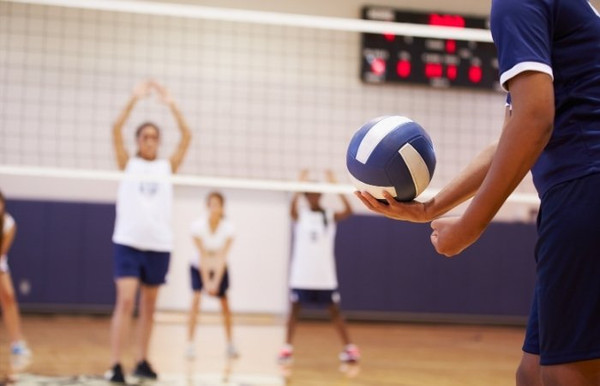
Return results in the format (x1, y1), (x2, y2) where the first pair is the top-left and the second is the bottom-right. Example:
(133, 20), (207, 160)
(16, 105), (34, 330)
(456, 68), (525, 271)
(500, 61), (554, 91)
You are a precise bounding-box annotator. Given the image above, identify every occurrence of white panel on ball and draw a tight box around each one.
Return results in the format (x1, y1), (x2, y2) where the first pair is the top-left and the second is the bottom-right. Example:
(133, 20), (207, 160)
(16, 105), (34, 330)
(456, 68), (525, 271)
(355, 116), (413, 164)
(348, 174), (397, 200)
(398, 143), (431, 196)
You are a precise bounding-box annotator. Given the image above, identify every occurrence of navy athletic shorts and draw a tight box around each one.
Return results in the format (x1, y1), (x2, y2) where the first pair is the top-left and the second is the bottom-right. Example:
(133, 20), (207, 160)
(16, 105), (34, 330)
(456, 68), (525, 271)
(523, 172), (600, 365)
(290, 288), (340, 306)
(113, 243), (170, 286)
(190, 266), (230, 298)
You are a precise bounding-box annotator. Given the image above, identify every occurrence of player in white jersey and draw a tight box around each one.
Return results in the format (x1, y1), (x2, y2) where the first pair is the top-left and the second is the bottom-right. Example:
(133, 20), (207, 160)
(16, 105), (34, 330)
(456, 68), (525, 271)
(278, 170), (360, 364)
(186, 192), (238, 359)
(0, 190), (32, 378)
(106, 80), (191, 383)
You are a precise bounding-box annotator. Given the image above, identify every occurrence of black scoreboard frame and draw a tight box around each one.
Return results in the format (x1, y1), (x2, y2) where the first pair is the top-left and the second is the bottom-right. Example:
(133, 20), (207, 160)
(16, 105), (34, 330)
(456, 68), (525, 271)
(360, 6), (501, 91)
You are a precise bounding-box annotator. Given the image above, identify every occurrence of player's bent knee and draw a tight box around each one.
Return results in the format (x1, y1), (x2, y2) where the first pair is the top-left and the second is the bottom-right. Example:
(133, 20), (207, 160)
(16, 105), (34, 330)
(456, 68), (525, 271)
(0, 291), (16, 306)
(516, 363), (539, 386)
(116, 296), (135, 313)
(516, 353), (542, 386)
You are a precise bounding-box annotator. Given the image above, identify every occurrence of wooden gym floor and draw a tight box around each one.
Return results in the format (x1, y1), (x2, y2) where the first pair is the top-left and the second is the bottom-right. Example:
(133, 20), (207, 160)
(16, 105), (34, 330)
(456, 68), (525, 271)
(0, 313), (525, 385)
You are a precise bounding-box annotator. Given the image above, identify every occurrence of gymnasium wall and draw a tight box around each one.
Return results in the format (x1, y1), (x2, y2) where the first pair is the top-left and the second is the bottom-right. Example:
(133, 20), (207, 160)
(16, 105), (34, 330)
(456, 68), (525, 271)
(6, 197), (537, 323)
(0, 0), (539, 317)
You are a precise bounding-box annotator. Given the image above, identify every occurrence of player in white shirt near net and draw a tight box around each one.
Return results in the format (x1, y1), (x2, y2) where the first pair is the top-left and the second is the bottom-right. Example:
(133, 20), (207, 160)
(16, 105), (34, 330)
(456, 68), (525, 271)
(186, 191), (238, 359)
(106, 80), (192, 383)
(278, 170), (360, 365)
(0, 190), (32, 377)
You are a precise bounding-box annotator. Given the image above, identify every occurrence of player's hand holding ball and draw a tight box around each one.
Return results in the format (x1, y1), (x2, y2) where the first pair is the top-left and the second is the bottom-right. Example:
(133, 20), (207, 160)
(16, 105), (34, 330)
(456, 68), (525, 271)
(348, 115), (482, 257)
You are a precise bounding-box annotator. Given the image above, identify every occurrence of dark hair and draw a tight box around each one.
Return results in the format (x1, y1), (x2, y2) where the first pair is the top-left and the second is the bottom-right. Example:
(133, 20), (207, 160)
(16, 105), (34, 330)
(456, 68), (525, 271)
(135, 122), (161, 139)
(0, 190), (5, 252)
(207, 191), (225, 206)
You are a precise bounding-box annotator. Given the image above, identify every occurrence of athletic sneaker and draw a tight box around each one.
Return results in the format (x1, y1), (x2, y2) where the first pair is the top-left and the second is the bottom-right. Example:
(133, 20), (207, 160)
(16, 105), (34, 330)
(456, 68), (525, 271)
(132, 360), (158, 380)
(185, 342), (196, 360)
(226, 343), (239, 359)
(104, 363), (125, 384)
(339, 344), (361, 363)
(277, 345), (293, 364)
(10, 341), (32, 370)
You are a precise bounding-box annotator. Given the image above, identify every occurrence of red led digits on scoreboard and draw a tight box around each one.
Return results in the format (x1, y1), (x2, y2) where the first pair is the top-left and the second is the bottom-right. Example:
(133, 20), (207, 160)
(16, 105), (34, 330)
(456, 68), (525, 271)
(469, 65), (482, 83)
(446, 40), (456, 54)
(370, 57), (386, 76)
(425, 63), (443, 79)
(429, 14), (466, 28)
(397, 60), (411, 78)
(447, 65), (458, 81)
(383, 32), (395, 42)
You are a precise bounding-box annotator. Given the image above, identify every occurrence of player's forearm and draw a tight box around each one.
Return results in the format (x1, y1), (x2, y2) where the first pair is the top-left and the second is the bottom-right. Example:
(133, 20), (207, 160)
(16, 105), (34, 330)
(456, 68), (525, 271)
(425, 142), (496, 219)
(212, 258), (227, 286)
(169, 102), (192, 136)
(290, 193), (301, 219)
(462, 116), (551, 232)
(113, 95), (138, 132)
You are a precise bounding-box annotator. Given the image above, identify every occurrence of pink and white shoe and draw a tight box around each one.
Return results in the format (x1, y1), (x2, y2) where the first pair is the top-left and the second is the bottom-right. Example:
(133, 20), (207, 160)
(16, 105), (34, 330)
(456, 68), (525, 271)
(339, 344), (360, 363)
(277, 345), (293, 365)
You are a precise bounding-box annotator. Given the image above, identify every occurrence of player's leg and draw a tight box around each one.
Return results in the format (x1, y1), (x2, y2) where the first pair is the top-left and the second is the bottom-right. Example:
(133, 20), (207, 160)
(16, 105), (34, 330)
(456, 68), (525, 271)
(0, 272), (25, 345)
(285, 296), (301, 346)
(517, 291), (542, 386)
(187, 267), (203, 340)
(534, 173), (600, 384)
(186, 266), (203, 359)
(0, 269), (31, 370)
(516, 353), (542, 386)
(541, 359), (600, 386)
(327, 291), (360, 363)
(278, 290), (301, 364)
(108, 276), (139, 382)
(132, 249), (170, 380)
(220, 295), (238, 358)
(328, 303), (351, 346)
(109, 244), (143, 381)
(218, 270), (237, 358)
(136, 284), (159, 363)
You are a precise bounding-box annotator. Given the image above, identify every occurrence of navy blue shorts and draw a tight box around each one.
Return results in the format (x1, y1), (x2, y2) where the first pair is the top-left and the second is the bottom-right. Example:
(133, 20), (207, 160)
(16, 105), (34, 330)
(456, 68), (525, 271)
(190, 266), (229, 297)
(523, 173), (600, 365)
(290, 289), (340, 306)
(113, 243), (170, 286)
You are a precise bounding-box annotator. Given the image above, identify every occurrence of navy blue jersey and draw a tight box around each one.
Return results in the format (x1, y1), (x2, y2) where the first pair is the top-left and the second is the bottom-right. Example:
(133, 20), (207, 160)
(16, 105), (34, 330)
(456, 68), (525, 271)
(491, 0), (600, 197)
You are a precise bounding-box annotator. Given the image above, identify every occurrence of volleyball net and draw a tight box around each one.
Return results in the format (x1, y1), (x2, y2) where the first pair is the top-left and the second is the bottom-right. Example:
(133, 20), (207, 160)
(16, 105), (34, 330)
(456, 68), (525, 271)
(0, 0), (539, 209)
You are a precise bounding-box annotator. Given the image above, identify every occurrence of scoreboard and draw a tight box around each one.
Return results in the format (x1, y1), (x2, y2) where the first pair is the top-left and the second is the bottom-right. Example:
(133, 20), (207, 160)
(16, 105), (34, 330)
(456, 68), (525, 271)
(361, 6), (500, 90)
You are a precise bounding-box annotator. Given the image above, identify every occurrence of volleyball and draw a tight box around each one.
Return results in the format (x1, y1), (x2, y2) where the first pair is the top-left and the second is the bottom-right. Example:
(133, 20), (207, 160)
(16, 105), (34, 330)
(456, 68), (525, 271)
(346, 116), (436, 202)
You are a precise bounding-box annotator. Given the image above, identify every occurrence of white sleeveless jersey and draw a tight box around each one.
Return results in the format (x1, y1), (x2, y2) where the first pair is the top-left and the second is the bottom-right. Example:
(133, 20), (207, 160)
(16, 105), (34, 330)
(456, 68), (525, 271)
(189, 216), (235, 268)
(289, 208), (338, 290)
(112, 157), (173, 252)
(2, 213), (15, 268)
(3, 213), (15, 234)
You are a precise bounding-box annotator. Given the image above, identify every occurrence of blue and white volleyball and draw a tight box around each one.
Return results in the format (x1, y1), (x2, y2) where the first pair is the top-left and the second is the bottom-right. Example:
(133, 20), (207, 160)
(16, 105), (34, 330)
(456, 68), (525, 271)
(346, 116), (436, 202)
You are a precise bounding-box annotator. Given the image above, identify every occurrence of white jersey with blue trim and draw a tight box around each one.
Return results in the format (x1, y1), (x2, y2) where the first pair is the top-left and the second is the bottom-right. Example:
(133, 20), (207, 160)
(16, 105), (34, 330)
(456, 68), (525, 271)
(491, 0), (600, 197)
(289, 208), (338, 290)
(112, 157), (173, 252)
